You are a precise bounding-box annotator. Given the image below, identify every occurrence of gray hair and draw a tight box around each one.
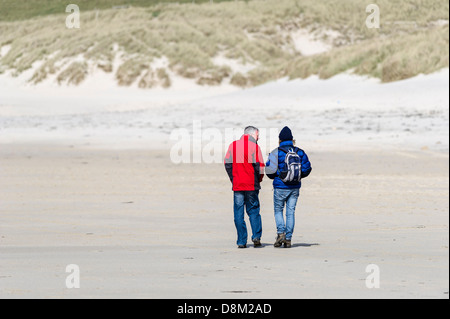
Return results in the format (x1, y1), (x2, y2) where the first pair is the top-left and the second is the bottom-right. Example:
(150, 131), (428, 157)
(244, 126), (259, 135)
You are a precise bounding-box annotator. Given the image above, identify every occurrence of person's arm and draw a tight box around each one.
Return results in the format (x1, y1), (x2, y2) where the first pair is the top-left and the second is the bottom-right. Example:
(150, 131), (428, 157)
(224, 143), (234, 182)
(299, 149), (312, 179)
(256, 145), (265, 182)
(265, 149), (279, 180)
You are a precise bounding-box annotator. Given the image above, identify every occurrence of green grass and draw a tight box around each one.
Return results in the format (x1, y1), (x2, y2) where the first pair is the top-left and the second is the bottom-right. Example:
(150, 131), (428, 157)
(0, 0), (237, 21)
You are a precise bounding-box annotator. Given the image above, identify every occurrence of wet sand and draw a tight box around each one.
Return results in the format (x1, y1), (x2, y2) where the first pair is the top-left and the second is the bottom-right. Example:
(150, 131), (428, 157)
(0, 144), (448, 298)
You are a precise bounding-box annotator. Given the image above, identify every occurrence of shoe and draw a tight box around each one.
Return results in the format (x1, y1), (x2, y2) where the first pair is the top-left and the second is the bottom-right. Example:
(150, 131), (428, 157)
(253, 238), (262, 248)
(284, 240), (292, 248)
(238, 244), (247, 249)
(274, 233), (286, 248)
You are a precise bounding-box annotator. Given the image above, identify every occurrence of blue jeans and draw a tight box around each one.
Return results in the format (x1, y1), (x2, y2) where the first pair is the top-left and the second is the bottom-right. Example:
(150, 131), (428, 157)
(274, 188), (300, 240)
(233, 191), (262, 246)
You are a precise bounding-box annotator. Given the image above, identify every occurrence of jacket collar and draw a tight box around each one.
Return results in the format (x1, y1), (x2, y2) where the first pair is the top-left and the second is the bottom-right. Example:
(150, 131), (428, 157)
(280, 140), (294, 147)
(241, 134), (257, 144)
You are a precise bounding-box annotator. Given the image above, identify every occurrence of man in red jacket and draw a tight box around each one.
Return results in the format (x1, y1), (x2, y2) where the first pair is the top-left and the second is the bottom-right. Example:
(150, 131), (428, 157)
(224, 126), (265, 248)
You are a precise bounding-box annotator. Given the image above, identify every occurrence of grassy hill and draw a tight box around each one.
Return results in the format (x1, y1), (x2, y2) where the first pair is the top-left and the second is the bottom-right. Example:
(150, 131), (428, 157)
(0, 0), (448, 88)
(0, 0), (237, 21)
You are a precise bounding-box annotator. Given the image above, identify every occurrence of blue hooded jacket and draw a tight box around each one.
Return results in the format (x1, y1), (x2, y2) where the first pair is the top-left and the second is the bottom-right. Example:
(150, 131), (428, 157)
(265, 140), (312, 189)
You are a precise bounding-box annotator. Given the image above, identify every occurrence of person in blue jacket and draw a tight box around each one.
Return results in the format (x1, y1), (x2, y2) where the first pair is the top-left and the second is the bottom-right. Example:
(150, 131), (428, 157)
(265, 126), (312, 248)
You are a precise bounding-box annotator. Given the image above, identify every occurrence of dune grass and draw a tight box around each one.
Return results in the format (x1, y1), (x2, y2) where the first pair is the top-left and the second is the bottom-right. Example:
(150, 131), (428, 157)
(285, 24), (449, 83)
(0, 0), (448, 88)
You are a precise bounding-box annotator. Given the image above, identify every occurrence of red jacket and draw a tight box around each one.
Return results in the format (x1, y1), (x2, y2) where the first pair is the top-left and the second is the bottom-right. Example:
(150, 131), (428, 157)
(224, 135), (265, 191)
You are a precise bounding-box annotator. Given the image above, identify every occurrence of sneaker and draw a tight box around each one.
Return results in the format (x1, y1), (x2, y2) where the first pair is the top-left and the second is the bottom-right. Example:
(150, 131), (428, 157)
(284, 240), (292, 248)
(253, 238), (262, 248)
(274, 233), (286, 248)
(238, 244), (247, 249)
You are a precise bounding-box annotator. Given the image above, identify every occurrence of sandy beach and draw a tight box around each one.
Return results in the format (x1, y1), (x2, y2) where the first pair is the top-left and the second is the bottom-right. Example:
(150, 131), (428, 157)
(0, 0), (448, 302)
(0, 142), (448, 299)
(1, 21), (448, 299)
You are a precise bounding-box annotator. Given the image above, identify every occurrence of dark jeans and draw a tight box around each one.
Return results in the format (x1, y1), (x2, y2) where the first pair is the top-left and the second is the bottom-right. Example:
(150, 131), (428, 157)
(233, 190), (262, 246)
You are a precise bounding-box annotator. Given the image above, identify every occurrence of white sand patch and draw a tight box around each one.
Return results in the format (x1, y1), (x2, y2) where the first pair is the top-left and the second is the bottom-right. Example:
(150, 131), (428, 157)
(291, 29), (334, 56)
(0, 44), (11, 58)
(429, 19), (449, 26)
(150, 56), (169, 70)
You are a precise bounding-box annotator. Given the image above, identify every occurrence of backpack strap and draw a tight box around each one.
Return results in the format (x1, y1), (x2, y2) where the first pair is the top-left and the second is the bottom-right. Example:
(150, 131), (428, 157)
(278, 146), (298, 154)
